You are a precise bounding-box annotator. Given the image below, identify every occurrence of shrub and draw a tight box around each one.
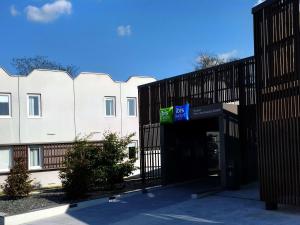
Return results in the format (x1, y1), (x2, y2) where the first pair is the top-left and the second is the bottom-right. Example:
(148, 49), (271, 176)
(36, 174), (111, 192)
(2, 157), (33, 198)
(59, 138), (97, 198)
(95, 132), (136, 189)
(60, 132), (136, 198)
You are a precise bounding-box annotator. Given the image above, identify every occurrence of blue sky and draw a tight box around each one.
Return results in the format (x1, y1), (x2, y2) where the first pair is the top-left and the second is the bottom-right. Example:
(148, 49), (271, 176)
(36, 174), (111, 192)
(0, 0), (260, 81)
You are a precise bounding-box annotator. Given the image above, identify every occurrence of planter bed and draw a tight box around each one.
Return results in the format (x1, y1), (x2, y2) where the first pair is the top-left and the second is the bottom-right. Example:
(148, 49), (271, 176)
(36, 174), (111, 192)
(0, 179), (159, 216)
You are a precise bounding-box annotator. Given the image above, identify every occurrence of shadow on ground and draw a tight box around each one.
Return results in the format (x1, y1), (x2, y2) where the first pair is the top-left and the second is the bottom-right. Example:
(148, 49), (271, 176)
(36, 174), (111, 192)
(25, 182), (300, 225)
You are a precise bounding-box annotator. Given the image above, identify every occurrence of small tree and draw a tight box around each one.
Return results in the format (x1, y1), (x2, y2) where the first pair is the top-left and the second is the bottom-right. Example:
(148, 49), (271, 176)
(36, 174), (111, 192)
(2, 158), (33, 198)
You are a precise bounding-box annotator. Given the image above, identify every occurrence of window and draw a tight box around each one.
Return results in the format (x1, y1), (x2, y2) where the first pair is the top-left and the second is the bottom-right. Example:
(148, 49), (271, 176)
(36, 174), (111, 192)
(128, 147), (136, 159)
(104, 97), (116, 116)
(0, 148), (12, 172)
(127, 97), (137, 117)
(29, 146), (42, 170)
(0, 93), (11, 117)
(128, 142), (138, 159)
(28, 94), (41, 117)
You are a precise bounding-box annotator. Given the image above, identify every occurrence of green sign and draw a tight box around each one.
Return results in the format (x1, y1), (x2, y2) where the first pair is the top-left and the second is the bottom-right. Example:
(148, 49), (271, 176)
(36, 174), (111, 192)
(160, 106), (174, 124)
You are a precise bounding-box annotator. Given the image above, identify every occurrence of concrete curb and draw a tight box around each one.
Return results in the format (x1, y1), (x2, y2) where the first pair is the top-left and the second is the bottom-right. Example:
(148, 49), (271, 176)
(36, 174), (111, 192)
(0, 185), (163, 225)
(0, 204), (70, 225)
(0, 181), (215, 225)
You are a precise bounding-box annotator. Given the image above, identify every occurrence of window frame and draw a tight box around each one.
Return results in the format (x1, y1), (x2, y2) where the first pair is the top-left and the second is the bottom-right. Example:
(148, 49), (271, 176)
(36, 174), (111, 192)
(104, 96), (116, 117)
(27, 94), (42, 118)
(28, 146), (43, 170)
(0, 93), (11, 118)
(0, 147), (12, 173)
(127, 97), (137, 117)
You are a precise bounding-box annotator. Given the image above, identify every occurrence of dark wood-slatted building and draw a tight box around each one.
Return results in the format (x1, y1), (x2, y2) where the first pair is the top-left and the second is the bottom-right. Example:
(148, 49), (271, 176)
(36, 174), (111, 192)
(138, 0), (300, 209)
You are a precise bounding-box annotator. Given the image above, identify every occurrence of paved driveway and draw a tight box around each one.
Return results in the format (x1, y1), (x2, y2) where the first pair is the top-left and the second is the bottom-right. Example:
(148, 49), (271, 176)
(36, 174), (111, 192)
(25, 182), (300, 225)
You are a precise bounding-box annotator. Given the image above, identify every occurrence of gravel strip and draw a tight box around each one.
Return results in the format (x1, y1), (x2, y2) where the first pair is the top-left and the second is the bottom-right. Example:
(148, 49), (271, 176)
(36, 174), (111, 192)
(0, 179), (160, 216)
(0, 191), (66, 215)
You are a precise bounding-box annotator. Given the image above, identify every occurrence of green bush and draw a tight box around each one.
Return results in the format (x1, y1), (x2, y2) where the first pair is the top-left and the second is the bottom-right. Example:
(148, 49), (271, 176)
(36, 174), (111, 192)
(60, 132), (136, 198)
(95, 132), (136, 189)
(2, 158), (33, 198)
(59, 138), (97, 198)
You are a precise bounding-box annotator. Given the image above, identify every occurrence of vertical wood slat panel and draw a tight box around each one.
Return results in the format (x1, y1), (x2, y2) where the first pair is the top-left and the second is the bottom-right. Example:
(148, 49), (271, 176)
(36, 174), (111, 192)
(13, 145), (28, 167)
(9, 142), (102, 170)
(253, 0), (300, 206)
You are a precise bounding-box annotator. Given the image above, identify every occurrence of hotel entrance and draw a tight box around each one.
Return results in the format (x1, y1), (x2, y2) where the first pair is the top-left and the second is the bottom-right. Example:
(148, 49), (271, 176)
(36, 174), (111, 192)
(160, 104), (241, 189)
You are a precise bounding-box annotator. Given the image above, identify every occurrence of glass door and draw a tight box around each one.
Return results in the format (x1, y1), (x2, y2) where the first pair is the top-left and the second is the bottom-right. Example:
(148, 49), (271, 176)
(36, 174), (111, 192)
(206, 132), (220, 177)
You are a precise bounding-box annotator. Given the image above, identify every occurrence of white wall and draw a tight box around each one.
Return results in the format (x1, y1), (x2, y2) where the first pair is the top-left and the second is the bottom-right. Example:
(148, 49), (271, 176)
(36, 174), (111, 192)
(74, 73), (122, 140)
(0, 68), (156, 145)
(121, 77), (156, 142)
(74, 74), (156, 142)
(0, 69), (19, 144)
(0, 170), (61, 189)
(18, 70), (76, 144)
(0, 68), (155, 188)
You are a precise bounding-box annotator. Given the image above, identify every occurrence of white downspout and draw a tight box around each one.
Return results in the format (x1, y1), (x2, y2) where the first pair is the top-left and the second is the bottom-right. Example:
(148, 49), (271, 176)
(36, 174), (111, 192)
(119, 82), (123, 136)
(18, 76), (21, 144)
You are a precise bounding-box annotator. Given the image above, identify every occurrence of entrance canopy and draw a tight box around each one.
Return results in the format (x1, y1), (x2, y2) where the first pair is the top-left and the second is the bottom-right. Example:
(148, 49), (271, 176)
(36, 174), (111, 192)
(190, 103), (238, 120)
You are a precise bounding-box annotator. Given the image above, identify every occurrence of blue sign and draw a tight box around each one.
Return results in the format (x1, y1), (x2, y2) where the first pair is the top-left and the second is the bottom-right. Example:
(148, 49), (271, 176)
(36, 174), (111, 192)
(174, 104), (190, 122)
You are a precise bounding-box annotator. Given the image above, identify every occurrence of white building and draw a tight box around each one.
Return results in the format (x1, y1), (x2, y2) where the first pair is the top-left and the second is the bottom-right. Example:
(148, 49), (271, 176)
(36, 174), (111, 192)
(0, 67), (155, 187)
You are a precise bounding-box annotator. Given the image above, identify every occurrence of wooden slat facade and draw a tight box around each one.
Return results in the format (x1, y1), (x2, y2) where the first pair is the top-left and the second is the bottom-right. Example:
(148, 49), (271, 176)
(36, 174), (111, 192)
(140, 0), (300, 207)
(43, 143), (74, 169)
(253, 0), (300, 207)
(12, 145), (28, 167)
(5, 142), (102, 171)
(139, 57), (256, 181)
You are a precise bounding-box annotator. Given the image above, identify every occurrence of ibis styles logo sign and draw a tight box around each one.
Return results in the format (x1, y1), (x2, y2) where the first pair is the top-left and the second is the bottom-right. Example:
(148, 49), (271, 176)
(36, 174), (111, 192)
(160, 104), (190, 124)
(174, 104), (190, 122)
(160, 106), (174, 124)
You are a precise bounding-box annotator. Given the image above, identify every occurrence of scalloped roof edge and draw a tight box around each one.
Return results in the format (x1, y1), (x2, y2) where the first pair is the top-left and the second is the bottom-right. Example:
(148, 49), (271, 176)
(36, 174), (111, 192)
(0, 67), (156, 83)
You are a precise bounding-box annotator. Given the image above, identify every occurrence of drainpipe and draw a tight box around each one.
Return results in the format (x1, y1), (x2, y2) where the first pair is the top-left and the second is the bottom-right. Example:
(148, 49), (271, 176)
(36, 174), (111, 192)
(72, 78), (77, 139)
(17, 76), (21, 144)
(119, 83), (123, 136)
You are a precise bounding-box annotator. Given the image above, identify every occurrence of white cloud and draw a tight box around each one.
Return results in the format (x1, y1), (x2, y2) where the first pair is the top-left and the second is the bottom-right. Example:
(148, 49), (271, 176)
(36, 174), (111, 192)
(218, 50), (238, 62)
(255, 0), (265, 5)
(117, 25), (132, 37)
(10, 5), (20, 16)
(25, 0), (72, 23)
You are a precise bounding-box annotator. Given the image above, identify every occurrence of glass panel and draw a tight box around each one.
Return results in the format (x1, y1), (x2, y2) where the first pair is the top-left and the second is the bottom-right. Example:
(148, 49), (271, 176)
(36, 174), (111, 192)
(106, 100), (111, 115)
(206, 132), (220, 175)
(30, 147), (40, 167)
(105, 98), (114, 116)
(0, 149), (11, 170)
(0, 95), (9, 116)
(128, 98), (136, 116)
(110, 100), (114, 115)
(33, 96), (39, 116)
(29, 96), (40, 116)
(29, 96), (34, 116)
